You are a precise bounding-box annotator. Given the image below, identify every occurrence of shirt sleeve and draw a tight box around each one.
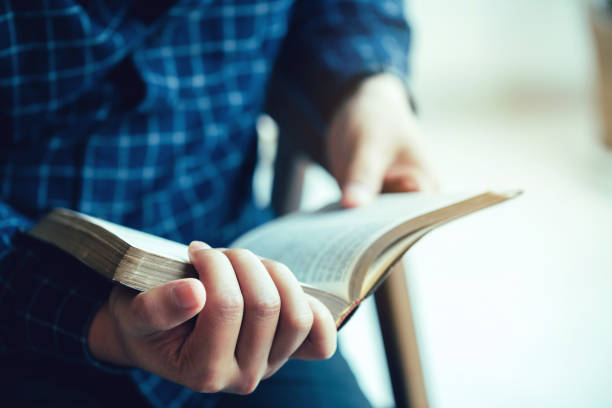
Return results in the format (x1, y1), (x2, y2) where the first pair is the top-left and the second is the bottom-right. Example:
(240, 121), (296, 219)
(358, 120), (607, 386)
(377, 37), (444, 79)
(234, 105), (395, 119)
(270, 0), (412, 125)
(0, 202), (119, 372)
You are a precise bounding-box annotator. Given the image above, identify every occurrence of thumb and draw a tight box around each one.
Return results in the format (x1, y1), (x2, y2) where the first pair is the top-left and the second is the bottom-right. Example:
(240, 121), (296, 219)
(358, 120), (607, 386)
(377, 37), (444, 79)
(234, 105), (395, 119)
(126, 278), (206, 335)
(341, 143), (390, 208)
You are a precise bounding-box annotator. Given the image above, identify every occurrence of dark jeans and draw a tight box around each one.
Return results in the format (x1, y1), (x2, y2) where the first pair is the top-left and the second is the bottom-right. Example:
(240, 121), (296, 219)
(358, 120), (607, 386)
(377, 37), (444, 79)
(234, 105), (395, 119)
(1, 351), (372, 407)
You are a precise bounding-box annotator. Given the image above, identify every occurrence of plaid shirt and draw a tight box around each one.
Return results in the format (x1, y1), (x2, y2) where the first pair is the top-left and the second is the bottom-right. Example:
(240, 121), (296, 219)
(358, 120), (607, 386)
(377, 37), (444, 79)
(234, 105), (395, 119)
(0, 0), (411, 406)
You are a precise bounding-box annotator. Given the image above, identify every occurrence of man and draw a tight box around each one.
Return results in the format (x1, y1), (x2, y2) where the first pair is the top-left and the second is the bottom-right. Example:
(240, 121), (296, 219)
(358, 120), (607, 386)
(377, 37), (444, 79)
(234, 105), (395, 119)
(0, 0), (436, 406)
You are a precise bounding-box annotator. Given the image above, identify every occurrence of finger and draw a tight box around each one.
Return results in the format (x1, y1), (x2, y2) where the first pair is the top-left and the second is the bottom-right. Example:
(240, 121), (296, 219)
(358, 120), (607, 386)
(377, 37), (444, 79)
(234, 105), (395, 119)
(261, 259), (313, 375)
(392, 128), (440, 192)
(341, 140), (392, 208)
(223, 249), (280, 391)
(183, 242), (243, 380)
(382, 164), (439, 193)
(118, 278), (206, 336)
(291, 296), (337, 360)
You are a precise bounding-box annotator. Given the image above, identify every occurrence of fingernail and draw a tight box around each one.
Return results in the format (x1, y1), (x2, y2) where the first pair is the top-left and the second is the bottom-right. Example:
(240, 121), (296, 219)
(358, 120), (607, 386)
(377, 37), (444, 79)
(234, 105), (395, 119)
(344, 183), (374, 207)
(188, 241), (209, 254)
(171, 281), (198, 309)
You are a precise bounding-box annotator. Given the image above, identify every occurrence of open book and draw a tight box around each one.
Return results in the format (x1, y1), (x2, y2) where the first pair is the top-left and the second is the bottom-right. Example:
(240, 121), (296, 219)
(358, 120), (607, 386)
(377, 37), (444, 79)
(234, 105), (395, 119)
(27, 191), (519, 327)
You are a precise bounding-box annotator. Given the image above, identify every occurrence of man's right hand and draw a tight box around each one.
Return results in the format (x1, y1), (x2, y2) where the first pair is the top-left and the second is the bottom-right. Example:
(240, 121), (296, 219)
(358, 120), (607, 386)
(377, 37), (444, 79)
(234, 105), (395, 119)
(87, 241), (337, 394)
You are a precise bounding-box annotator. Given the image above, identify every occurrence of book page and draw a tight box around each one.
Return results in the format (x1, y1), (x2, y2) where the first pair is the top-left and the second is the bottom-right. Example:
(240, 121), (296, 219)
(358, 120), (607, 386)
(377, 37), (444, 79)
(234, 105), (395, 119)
(231, 193), (470, 300)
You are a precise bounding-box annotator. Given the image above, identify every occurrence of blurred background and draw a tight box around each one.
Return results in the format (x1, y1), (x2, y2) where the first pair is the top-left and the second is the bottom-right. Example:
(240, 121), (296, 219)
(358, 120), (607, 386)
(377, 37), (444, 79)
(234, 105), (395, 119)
(257, 0), (612, 406)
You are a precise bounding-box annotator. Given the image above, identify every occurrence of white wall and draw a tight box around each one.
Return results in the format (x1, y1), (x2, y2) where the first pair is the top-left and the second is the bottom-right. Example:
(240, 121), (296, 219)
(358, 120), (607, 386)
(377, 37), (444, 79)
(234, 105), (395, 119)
(405, 1), (612, 407)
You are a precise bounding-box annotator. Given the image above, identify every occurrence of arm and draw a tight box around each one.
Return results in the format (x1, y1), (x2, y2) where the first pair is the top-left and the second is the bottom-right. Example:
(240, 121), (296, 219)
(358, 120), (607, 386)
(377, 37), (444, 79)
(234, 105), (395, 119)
(271, 0), (412, 125)
(0, 202), (114, 368)
(270, 0), (437, 206)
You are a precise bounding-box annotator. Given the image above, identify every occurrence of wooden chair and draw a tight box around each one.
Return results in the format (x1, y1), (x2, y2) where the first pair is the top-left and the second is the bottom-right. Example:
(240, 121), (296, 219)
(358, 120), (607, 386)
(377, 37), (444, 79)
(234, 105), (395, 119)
(265, 79), (429, 408)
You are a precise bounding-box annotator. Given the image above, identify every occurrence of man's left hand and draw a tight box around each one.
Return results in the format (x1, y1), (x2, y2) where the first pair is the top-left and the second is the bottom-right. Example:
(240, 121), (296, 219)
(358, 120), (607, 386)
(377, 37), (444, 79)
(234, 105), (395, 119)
(326, 73), (438, 208)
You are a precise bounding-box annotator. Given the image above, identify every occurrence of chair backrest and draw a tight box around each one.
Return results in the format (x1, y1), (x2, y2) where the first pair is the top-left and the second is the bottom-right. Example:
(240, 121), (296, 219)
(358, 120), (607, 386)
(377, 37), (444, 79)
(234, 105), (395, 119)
(265, 74), (327, 215)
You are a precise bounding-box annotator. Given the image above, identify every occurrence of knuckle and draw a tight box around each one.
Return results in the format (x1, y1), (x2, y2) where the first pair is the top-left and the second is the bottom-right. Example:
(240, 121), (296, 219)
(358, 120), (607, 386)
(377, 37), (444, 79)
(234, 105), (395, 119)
(213, 294), (244, 321)
(247, 296), (281, 320)
(313, 339), (337, 360)
(182, 365), (227, 393)
(287, 310), (313, 334)
(191, 376), (224, 393)
(235, 374), (260, 395)
(177, 351), (233, 393)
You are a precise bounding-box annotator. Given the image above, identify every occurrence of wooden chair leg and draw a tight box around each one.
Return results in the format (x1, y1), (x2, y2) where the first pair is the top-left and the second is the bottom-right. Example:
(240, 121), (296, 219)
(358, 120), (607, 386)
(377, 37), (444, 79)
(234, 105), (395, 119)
(270, 128), (306, 216)
(375, 262), (429, 408)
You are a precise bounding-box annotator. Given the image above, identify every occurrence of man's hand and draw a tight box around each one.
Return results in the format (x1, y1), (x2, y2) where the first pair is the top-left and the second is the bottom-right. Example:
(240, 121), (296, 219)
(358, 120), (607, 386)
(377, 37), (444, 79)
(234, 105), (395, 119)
(88, 241), (336, 394)
(327, 73), (438, 208)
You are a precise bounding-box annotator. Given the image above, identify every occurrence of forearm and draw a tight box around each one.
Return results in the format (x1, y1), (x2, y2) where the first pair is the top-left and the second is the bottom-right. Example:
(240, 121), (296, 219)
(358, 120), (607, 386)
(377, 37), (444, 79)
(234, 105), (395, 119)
(268, 0), (412, 124)
(0, 229), (117, 370)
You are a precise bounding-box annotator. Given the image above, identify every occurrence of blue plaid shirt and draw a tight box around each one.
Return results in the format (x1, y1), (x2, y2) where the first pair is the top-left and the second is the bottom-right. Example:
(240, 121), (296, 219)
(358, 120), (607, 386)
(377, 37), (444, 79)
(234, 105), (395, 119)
(0, 0), (411, 406)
